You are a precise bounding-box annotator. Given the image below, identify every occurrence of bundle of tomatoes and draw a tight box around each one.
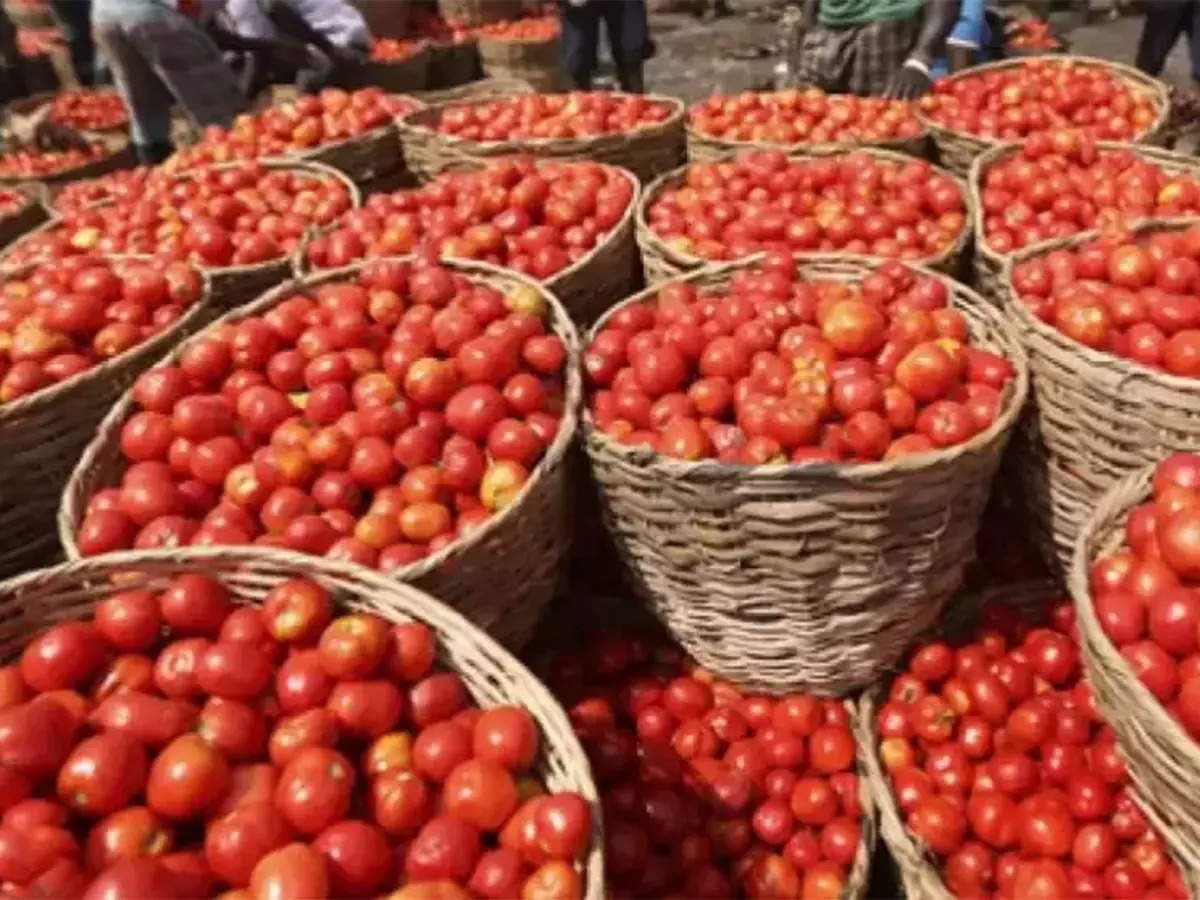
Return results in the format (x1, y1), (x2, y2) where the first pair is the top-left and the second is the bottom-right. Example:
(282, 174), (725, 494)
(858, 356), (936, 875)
(544, 627), (862, 898)
(475, 15), (560, 41)
(878, 597), (1189, 898)
(48, 89), (128, 131)
(4, 161), (354, 271)
(0, 144), (108, 179)
(1092, 452), (1200, 741)
(0, 573), (592, 898)
(369, 38), (425, 62)
(52, 167), (158, 217)
(646, 149), (966, 264)
(169, 89), (420, 169)
(918, 59), (1161, 142)
(0, 188), (29, 218)
(979, 130), (1200, 254)
(0, 256), (204, 403)
(432, 93), (675, 142)
(688, 90), (923, 147)
(73, 261), (568, 570)
(584, 256), (1015, 463)
(305, 157), (633, 279)
(1010, 224), (1200, 376)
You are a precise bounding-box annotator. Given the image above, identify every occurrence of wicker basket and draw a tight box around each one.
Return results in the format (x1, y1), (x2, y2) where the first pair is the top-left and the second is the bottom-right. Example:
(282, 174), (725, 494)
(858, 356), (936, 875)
(60, 257), (581, 650)
(0, 544), (604, 899)
(638, 148), (973, 285)
(6, 89), (128, 136)
(970, 141), (1200, 300)
(399, 94), (687, 184)
(348, 43), (431, 93)
(0, 137), (134, 188)
(1002, 220), (1200, 573)
(0, 183), (48, 249)
(438, 0), (521, 27)
(419, 76), (533, 106)
(686, 127), (931, 166)
(298, 95), (423, 185)
(0, 259), (212, 581)
(583, 257), (1028, 695)
(1071, 465), (1200, 880)
(477, 34), (563, 93)
(425, 39), (482, 89)
(918, 56), (1171, 178)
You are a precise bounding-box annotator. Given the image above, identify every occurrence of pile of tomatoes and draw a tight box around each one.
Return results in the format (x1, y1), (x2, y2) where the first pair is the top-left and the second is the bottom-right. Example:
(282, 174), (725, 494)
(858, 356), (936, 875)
(979, 130), (1200, 254)
(1010, 224), (1200, 375)
(585, 255), (1015, 463)
(646, 149), (966, 264)
(0, 188), (29, 218)
(918, 59), (1161, 142)
(1092, 452), (1200, 741)
(1006, 18), (1061, 51)
(0, 144), (108, 179)
(306, 157), (633, 279)
(432, 93), (675, 142)
(880, 597), (1189, 898)
(688, 90), (923, 147)
(74, 261), (568, 569)
(169, 89), (420, 170)
(0, 256), (204, 403)
(4, 161), (354, 271)
(545, 627), (862, 898)
(51, 167), (159, 217)
(0, 573), (592, 898)
(48, 89), (128, 131)
(369, 38), (425, 62)
(475, 15), (560, 41)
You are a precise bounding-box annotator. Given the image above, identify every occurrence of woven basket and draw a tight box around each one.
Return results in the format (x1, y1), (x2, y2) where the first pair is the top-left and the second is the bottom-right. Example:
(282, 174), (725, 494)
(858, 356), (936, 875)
(0, 183), (48, 249)
(419, 76), (533, 106)
(584, 256), (1028, 695)
(0, 544), (604, 899)
(399, 94), (687, 184)
(918, 56), (1171, 178)
(0, 259), (212, 581)
(1071, 465), (1200, 880)
(438, 0), (521, 27)
(638, 148), (973, 285)
(685, 127), (930, 166)
(425, 39), (482, 89)
(7, 89), (128, 136)
(0, 137), (134, 188)
(970, 140), (1200, 300)
(477, 34), (563, 93)
(1002, 220), (1200, 573)
(348, 43), (431, 93)
(60, 257), (581, 650)
(298, 95), (423, 185)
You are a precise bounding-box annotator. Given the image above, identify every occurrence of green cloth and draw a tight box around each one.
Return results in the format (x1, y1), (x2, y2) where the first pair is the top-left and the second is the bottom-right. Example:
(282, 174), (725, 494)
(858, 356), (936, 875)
(818, 0), (922, 27)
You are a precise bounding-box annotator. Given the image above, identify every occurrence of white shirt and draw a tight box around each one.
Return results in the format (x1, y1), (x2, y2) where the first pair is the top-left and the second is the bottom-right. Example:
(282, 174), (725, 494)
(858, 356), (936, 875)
(220, 0), (369, 49)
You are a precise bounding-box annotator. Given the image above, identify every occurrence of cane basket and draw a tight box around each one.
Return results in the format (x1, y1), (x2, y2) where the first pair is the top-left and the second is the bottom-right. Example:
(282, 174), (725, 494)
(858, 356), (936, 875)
(0, 137), (134, 188)
(298, 95), (423, 185)
(686, 126), (930, 165)
(583, 256), (1028, 695)
(419, 76), (533, 106)
(0, 544), (604, 899)
(477, 33), (563, 93)
(60, 258), (581, 650)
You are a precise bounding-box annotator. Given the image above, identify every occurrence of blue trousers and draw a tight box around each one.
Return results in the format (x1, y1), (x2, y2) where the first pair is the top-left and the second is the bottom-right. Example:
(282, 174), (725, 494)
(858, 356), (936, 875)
(559, 0), (651, 89)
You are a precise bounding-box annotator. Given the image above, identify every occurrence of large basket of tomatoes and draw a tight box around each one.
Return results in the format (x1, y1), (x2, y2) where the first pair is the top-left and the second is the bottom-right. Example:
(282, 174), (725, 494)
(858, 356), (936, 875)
(0, 183), (48, 250)
(637, 147), (972, 286)
(1070, 453), (1200, 877)
(398, 92), (687, 184)
(582, 254), (1028, 695)
(860, 579), (1197, 898)
(685, 89), (929, 164)
(970, 132), (1200, 300)
(476, 17), (563, 93)
(60, 256), (581, 650)
(917, 56), (1170, 178)
(0, 545), (603, 898)
(0, 256), (210, 580)
(419, 76), (534, 106)
(438, 0), (521, 28)
(0, 137), (135, 188)
(301, 155), (641, 327)
(1004, 220), (1200, 572)
(350, 40), (431, 94)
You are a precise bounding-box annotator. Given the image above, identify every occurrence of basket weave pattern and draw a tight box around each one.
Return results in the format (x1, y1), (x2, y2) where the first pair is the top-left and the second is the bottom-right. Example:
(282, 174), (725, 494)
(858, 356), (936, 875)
(0, 545), (604, 898)
(0, 185), (47, 250)
(584, 258), (1029, 695)
(477, 34), (563, 92)
(685, 127), (929, 166)
(60, 259), (581, 650)
(438, 0), (521, 27)
(424, 40), (483, 88)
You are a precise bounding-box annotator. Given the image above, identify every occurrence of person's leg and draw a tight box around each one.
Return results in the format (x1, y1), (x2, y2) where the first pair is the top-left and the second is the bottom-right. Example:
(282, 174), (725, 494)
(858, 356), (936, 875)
(91, 20), (173, 162)
(0, 7), (24, 102)
(47, 0), (98, 86)
(1136, 0), (1190, 76)
(559, 2), (600, 90)
(602, 0), (650, 93)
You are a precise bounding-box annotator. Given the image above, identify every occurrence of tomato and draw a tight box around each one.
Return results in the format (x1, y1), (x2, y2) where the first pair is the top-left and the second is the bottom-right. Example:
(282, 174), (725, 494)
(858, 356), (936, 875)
(146, 734), (230, 821)
(20, 622), (105, 692)
(907, 795), (966, 854)
(203, 802), (291, 887)
(522, 860), (582, 900)
(86, 807), (173, 873)
(274, 746), (355, 835)
(90, 693), (197, 747)
(249, 842), (328, 900)
(0, 697), (78, 779)
(57, 733), (148, 817)
(405, 814), (482, 882)
(312, 820), (393, 896)
(93, 590), (162, 651)
(159, 575), (232, 637)
(318, 614), (388, 679)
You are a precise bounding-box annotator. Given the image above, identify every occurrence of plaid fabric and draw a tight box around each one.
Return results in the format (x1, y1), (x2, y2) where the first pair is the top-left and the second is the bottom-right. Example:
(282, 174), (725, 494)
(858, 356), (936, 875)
(795, 14), (922, 96)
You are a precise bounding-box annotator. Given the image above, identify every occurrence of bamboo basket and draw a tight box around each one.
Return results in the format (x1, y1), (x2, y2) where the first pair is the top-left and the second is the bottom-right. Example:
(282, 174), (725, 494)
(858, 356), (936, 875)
(348, 43), (431, 93)
(583, 256), (1028, 695)
(425, 39), (482, 88)
(60, 257), (581, 650)
(0, 544), (604, 899)
(970, 140), (1200, 300)
(419, 76), (533, 106)
(438, 0), (521, 27)
(917, 56), (1171, 178)
(0, 183), (47, 249)
(1002, 220), (1200, 573)
(399, 94), (687, 183)
(638, 148), (973, 285)
(0, 258), (212, 581)
(686, 126), (930, 165)
(477, 33), (563, 93)
(1071, 464), (1200, 880)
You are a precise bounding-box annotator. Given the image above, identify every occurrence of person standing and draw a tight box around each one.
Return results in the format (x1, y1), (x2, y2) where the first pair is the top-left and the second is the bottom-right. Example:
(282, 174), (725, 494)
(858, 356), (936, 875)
(48, 0), (105, 85)
(795, 0), (962, 98)
(559, 0), (653, 93)
(0, 7), (25, 104)
(1135, 0), (1200, 86)
(92, 0), (247, 164)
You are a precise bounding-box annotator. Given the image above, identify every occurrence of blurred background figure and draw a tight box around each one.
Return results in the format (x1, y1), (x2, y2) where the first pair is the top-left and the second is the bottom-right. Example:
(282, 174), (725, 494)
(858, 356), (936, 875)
(0, 6), (25, 104)
(1135, 0), (1200, 87)
(48, 0), (105, 85)
(559, 0), (653, 93)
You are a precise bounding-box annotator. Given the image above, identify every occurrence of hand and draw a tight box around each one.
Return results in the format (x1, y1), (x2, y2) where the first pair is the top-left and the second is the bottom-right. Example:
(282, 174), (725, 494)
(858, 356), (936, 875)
(886, 63), (932, 100)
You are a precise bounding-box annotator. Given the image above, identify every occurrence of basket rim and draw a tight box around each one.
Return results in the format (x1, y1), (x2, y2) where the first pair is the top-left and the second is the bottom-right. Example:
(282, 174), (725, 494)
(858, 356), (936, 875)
(0, 542), (605, 898)
(0, 136), (130, 186)
(0, 255), (213, 421)
(58, 256), (583, 587)
(916, 54), (1170, 147)
(583, 253), (1029, 481)
(1002, 218), (1200, 393)
(637, 146), (971, 274)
